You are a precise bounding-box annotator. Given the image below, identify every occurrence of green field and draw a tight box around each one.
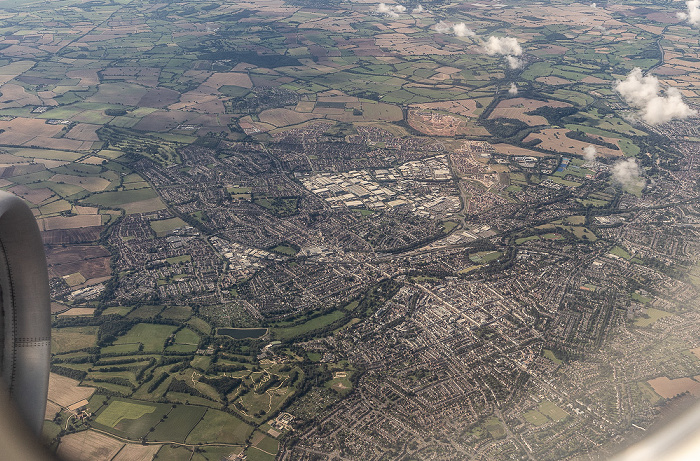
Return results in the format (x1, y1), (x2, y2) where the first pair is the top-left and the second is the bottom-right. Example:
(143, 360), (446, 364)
(543, 349), (563, 365)
(470, 251), (503, 264)
(101, 306), (132, 316)
(246, 447), (276, 461)
(52, 326), (98, 354)
(271, 311), (346, 341)
(114, 323), (177, 352)
(155, 445), (198, 461)
(187, 408), (254, 444)
(634, 308), (673, 327)
(631, 292), (652, 304)
(127, 305), (164, 319)
(483, 416), (506, 439)
(101, 343), (141, 354)
(188, 317), (212, 335)
(148, 405), (207, 443)
(166, 254), (192, 264)
(271, 245), (298, 256)
(150, 217), (187, 237)
(515, 235), (540, 245)
(637, 381), (663, 404)
(539, 401), (568, 421)
(95, 400), (157, 428)
(160, 305), (192, 320)
(523, 410), (549, 426)
(174, 328), (200, 345)
(609, 246), (632, 260)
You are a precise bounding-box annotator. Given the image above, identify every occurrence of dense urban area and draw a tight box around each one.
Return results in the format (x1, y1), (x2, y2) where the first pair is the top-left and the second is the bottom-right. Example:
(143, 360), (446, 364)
(0, 0), (699, 459)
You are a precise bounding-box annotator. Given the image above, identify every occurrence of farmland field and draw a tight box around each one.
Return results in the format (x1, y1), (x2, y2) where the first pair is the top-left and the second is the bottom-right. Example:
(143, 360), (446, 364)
(95, 400), (157, 428)
(186, 408), (254, 444)
(7, 0), (698, 458)
(147, 405), (207, 443)
(113, 324), (177, 352)
(57, 430), (124, 461)
(52, 326), (97, 353)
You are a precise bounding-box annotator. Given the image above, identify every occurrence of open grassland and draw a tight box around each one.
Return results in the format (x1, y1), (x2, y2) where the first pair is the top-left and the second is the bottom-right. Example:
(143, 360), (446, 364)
(95, 400), (157, 428)
(271, 311), (346, 341)
(523, 409), (549, 426)
(634, 308), (673, 327)
(52, 326), (97, 354)
(539, 401), (568, 421)
(160, 305), (192, 320)
(147, 405), (207, 443)
(127, 305), (164, 319)
(93, 398), (170, 439)
(187, 408), (254, 444)
(150, 217), (187, 237)
(114, 323), (177, 352)
(188, 317), (212, 335)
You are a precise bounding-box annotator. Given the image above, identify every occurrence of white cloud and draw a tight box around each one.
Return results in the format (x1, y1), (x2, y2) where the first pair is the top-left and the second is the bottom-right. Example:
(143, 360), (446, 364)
(616, 67), (696, 124)
(508, 83), (518, 96)
(591, 2), (597, 8)
(483, 36), (522, 56)
(612, 158), (644, 190)
(434, 20), (451, 33)
(377, 3), (401, 17)
(412, 4), (424, 13)
(583, 145), (597, 162)
(506, 55), (523, 69)
(453, 22), (476, 37)
(677, 0), (700, 26)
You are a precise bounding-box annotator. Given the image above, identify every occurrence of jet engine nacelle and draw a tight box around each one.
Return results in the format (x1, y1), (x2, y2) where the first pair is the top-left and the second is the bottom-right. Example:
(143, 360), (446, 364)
(0, 190), (50, 435)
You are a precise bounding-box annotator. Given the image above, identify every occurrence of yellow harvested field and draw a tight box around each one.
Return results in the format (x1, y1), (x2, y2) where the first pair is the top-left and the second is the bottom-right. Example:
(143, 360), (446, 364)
(204, 72), (253, 89)
(295, 101), (316, 112)
(648, 376), (700, 398)
(414, 99), (478, 118)
(79, 155), (108, 165)
(39, 214), (102, 230)
(58, 307), (96, 317)
(434, 66), (462, 75)
(66, 69), (100, 86)
(47, 373), (95, 409)
(0, 83), (41, 107)
(63, 272), (86, 286)
(51, 174), (111, 192)
(490, 98), (570, 126)
(259, 108), (318, 127)
(112, 443), (162, 461)
(524, 128), (624, 158)
(582, 76), (607, 84)
(536, 76), (571, 85)
(0, 117), (62, 142)
(492, 143), (553, 157)
(58, 430), (124, 461)
(73, 205), (100, 214)
(45, 400), (61, 420)
(65, 123), (101, 142)
(122, 197), (166, 214)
